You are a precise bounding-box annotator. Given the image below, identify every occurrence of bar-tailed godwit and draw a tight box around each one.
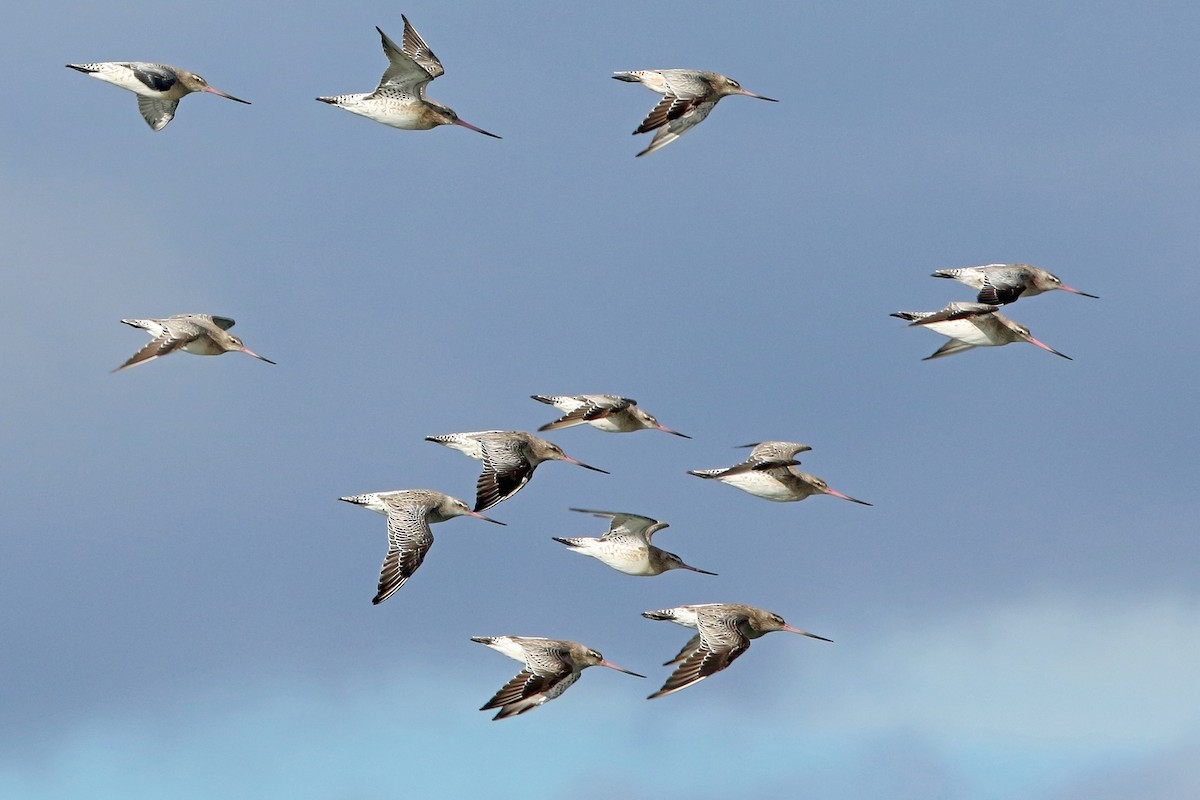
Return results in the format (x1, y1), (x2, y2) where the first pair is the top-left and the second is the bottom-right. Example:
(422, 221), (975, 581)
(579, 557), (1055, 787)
(114, 314), (274, 372)
(317, 16), (500, 138)
(688, 445), (870, 505)
(931, 263), (1098, 305)
(612, 69), (776, 156)
(426, 430), (608, 512)
(66, 62), (249, 130)
(471, 635), (644, 719)
(643, 603), (830, 698)
(338, 489), (503, 604)
(892, 302), (1072, 360)
(553, 508), (716, 577)
(531, 394), (689, 437)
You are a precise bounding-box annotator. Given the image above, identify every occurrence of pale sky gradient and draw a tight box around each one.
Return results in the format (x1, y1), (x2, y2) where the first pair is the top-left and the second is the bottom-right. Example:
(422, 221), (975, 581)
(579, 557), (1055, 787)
(2, 2), (1198, 798)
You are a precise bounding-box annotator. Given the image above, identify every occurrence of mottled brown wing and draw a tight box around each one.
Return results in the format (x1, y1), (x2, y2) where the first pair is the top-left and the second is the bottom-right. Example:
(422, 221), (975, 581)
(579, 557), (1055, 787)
(481, 668), (576, 714)
(400, 14), (445, 79)
(648, 638), (747, 698)
(634, 94), (700, 134)
(114, 333), (189, 371)
(473, 452), (534, 512)
(376, 24), (436, 95)
(372, 503), (434, 604)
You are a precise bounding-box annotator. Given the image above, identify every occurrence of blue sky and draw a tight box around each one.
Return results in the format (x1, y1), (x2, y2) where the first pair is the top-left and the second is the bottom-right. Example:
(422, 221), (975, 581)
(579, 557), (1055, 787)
(3, 2), (1199, 798)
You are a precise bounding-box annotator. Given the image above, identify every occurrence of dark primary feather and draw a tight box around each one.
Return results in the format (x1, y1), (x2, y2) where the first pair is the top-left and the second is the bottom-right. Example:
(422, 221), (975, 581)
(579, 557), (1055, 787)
(649, 638), (748, 698)
(473, 457), (533, 512)
(977, 280), (1026, 305)
(133, 65), (177, 92)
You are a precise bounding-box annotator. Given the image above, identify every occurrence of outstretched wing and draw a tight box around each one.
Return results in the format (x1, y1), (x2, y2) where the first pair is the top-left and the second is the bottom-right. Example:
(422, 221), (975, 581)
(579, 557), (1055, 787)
(537, 396), (632, 431)
(474, 439), (535, 512)
(375, 19), (440, 95)
(649, 610), (750, 698)
(372, 501), (435, 604)
(636, 100), (716, 157)
(136, 95), (179, 131)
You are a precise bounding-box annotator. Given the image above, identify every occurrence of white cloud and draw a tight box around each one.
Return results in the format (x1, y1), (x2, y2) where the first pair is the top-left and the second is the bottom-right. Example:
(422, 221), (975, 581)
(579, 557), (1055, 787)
(4, 594), (1198, 800)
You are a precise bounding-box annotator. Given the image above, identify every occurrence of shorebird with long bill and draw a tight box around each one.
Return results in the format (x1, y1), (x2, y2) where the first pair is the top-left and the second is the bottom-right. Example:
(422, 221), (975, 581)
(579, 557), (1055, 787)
(66, 62), (249, 130)
(688, 443), (870, 505)
(471, 635), (644, 719)
(338, 489), (503, 605)
(613, 69), (776, 156)
(892, 302), (1072, 360)
(531, 394), (690, 437)
(425, 430), (607, 512)
(317, 16), (500, 138)
(643, 603), (831, 698)
(931, 263), (1098, 305)
(114, 314), (273, 372)
(553, 508), (716, 577)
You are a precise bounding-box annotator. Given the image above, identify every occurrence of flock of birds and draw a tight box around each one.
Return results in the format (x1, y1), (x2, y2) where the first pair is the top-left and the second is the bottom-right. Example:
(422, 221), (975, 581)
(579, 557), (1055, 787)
(78, 14), (1097, 721)
(66, 14), (776, 157)
(893, 264), (1098, 360)
(333, 400), (865, 718)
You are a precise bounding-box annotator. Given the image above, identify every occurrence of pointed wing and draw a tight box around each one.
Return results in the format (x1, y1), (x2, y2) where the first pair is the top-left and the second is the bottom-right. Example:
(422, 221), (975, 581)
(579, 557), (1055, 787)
(636, 100), (716, 157)
(570, 508), (666, 544)
(211, 316), (236, 331)
(136, 95), (179, 131)
(911, 302), (1000, 326)
(400, 15), (445, 80)
(923, 339), (977, 360)
(376, 18), (441, 94)
(537, 396), (632, 432)
(649, 610), (750, 697)
(371, 501), (435, 604)
(740, 441), (812, 466)
(634, 93), (703, 134)
(483, 669), (580, 719)
(114, 320), (200, 371)
(474, 439), (535, 511)
(648, 637), (747, 698)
